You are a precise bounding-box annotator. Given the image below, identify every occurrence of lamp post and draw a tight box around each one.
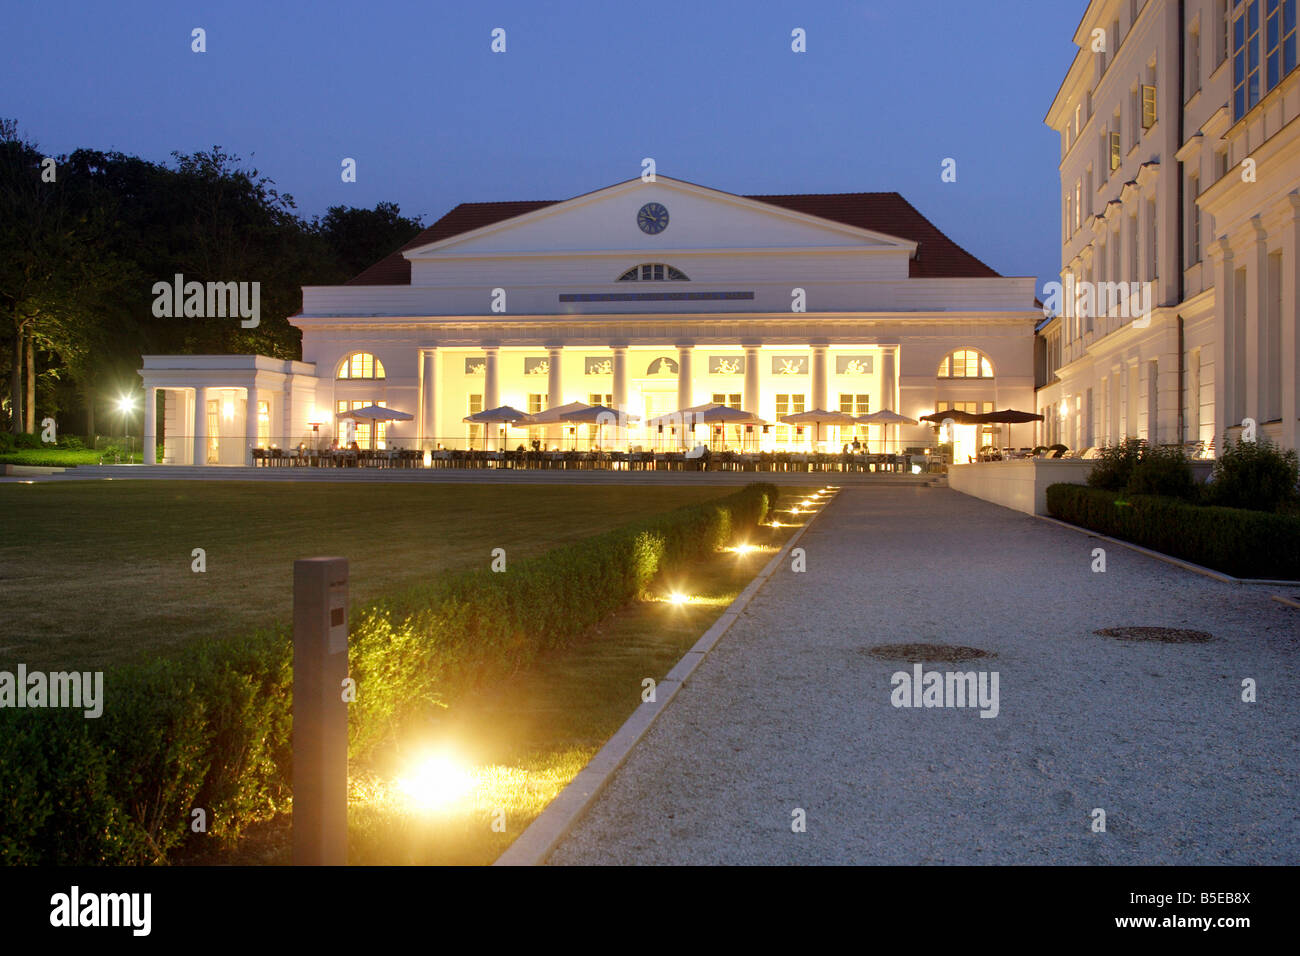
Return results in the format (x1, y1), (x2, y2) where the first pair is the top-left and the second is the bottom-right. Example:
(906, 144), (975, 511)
(117, 395), (134, 462)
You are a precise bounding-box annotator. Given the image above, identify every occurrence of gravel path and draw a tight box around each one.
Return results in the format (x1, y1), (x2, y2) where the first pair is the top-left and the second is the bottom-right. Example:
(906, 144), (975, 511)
(548, 486), (1300, 865)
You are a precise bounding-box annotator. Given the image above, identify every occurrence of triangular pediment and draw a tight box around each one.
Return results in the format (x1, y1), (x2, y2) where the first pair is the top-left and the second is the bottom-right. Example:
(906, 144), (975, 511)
(401, 177), (918, 260)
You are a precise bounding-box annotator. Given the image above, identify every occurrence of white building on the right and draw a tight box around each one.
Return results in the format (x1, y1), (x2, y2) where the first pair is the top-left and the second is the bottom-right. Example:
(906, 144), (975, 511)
(1040, 0), (1300, 454)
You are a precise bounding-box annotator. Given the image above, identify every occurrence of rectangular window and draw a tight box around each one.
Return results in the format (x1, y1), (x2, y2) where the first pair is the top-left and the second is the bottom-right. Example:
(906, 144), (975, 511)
(256, 400), (270, 447)
(1188, 27), (1201, 97)
(1110, 130), (1122, 170)
(1142, 84), (1157, 128)
(1075, 181), (1083, 231)
(467, 394), (483, 447)
(838, 393), (870, 442)
(1265, 0), (1298, 90)
(1187, 175), (1201, 265)
(1234, 0), (1262, 118)
(773, 394), (806, 446)
(1149, 200), (1158, 281)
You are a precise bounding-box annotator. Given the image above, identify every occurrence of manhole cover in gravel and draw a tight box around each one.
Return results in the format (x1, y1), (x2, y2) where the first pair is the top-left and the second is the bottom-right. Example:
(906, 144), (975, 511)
(866, 643), (993, 663)
(1094, 626), (1213, 643)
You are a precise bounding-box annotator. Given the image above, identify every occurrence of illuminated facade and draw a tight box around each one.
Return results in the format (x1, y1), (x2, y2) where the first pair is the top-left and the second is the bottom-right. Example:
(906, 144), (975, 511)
(140, 176), (1040, 464)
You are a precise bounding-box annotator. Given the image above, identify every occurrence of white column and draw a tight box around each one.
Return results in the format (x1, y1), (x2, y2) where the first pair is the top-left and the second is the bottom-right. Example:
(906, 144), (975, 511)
(546, 345), (565, 448)
(420, 349), (437, 449)
(144, 386), (157, 466)
(811, 344), (828, 412)
(193, 387), (209, 466)
(483, 347), (500, 450)
(611, 346), (628, 445)
(677, 346), (694, 449)
(743, 345), (761, 413)
(245, 384), (260, 464)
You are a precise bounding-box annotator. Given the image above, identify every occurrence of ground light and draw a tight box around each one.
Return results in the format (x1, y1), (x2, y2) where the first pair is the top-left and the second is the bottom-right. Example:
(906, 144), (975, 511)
(668, 591), (691, 605)
(395, 752), (474, 813)
(730, 543), (756, 555)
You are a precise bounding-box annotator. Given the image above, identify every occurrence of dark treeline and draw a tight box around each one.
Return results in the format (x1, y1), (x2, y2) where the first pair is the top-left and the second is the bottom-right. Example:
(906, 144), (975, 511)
(0, 119), (423, 436)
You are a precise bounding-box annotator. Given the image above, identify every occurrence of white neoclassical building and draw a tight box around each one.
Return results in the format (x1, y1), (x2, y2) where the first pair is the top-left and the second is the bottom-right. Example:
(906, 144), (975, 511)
(140, 176), (1040, 465)
(1040, 0), (1300, 454)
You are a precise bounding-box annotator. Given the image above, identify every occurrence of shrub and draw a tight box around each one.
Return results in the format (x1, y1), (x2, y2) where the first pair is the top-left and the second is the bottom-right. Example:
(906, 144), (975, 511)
(1046, 483), (1300, 580)
(1124, 444), (1196, 500)
(56, 434), (85, 449)
(0, 432), (13, 453)
(1086, 438), (1146, 491)
(13, 432), (40, 450)
(0, 482), (779, 864)
(1204, 438), (1300, 513)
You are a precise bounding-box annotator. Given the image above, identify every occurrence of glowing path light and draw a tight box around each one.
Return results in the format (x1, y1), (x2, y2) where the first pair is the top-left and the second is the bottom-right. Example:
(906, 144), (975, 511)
(396, 754), (474, 813)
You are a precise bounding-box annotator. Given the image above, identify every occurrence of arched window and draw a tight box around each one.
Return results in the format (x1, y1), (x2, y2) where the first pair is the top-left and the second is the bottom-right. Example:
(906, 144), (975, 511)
(938, 349), (994, 379)
(338, 352), (385, 380)
(618, 263), (690, 281)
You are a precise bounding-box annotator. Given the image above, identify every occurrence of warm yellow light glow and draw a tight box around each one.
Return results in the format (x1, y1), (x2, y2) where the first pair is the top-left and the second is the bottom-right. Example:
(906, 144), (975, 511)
(731, 543), (756, 555)
(422, 450), (432, 468)
(669, 592), (690, 605)
(395, 754), (473, 813)
(222, 401), (235, 419)
(116, 396), (132, 413)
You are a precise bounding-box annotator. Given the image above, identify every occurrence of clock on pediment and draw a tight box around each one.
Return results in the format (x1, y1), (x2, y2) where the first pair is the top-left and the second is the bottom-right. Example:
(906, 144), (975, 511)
(637, 202), (669, 235)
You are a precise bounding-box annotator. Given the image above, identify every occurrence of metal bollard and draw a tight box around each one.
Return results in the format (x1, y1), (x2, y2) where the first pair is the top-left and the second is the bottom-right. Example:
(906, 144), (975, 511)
(292, 557), (349, 865)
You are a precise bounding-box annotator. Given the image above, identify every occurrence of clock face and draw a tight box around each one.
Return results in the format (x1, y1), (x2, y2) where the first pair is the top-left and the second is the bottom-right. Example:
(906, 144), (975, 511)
(637, 202), (669, 235)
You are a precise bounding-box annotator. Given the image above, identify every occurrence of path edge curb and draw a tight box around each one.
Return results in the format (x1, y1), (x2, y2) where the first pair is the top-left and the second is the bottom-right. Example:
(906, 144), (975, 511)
(1032, 513), (1300, 587)
(492, 487), (834, 866)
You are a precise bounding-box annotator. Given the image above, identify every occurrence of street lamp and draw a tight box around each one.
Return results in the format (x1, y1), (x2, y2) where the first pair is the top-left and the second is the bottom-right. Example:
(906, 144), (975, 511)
(117, 395), (134, 461)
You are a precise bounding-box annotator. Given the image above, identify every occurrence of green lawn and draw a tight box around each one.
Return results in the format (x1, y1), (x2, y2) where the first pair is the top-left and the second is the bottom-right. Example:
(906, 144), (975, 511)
(174, 502), (812, 865)
(0, 481), (739, 671)
(0, 448), (138, 467)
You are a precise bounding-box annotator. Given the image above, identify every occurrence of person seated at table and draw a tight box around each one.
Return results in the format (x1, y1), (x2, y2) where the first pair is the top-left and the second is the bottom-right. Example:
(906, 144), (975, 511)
(851, 438), (862, 452)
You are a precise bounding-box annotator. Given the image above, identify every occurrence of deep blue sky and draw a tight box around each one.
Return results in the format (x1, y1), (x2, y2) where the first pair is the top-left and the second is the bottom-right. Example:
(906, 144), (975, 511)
(4, 0), (1081, 294)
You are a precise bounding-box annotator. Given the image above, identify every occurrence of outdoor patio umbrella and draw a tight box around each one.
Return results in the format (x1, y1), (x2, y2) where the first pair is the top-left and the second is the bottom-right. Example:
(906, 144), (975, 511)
(777, 409), (860, 451)
(973, 408), (1045, 453)
(688, 404), (768, 451)
(558, 404), (641, 449)
(645, 402), (730, 449)
(462, 405), (533, 450)
(856, 409), (919, 454)
(524, 401), (592, 425)
(336, 405), (415, 450)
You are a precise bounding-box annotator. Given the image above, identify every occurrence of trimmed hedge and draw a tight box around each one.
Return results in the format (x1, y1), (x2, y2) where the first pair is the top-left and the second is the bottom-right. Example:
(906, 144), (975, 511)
(1046, 483), (1300, 580)
(0, 482), (778, 864)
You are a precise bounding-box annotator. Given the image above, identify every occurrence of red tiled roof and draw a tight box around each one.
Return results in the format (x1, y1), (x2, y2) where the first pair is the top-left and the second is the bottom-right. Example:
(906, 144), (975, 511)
(344, 190), (999, 285)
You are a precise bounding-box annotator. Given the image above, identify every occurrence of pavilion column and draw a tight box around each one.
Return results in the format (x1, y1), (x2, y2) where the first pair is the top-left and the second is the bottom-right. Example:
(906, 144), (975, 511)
(193, 387), (210, 466)
(483, 347), (499, 450)
(420, 348), (437, 449)
(143, 386), (157, 466)
(545, 346), (564, 448)
(611, 346), (628, 445)
(245, 384), (260, 464)
(810, 344), (828, 412)
(882, 348), (898, 454)
(677, 345), (694, 449)
(743, 346), (760, 412)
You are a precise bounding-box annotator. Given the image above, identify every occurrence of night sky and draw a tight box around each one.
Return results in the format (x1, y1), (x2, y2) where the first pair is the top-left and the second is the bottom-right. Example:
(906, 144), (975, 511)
(4, 0), (1082, 294)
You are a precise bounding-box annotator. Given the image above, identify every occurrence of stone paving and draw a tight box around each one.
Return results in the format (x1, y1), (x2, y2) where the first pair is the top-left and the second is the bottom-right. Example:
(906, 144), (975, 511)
(548, 486), (1300, 865)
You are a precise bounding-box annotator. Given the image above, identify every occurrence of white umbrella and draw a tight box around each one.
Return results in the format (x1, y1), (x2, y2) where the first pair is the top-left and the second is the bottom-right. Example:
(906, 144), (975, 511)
(857, 409), (918, 454)
(336, 405), (414, 449)
(778, 409), (859, 451)
(463, 405), (533, 451)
